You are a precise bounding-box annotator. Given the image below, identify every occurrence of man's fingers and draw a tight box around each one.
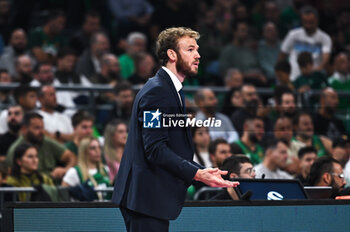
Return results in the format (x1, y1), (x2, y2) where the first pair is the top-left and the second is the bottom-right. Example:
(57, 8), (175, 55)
(218, 170), (228, 175)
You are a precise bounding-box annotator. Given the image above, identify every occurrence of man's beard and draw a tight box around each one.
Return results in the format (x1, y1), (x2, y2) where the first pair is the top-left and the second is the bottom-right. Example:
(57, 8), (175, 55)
(176, 52), (198, 77)
(27, 131), (43, 146)
(8, 121), (21, 133)
(248, 132), (259, 143)
(299, 131), (312, 141)
(13, 45), (26, 55)
(204, 105), (217, 115)
(325, 106), (336, 116)
(284, 110), (296, 118)
(108, 71), (120, 81)
(330, 178), (344, 198)
(19, 72), (33, 84)
(244, 99), (259, 115)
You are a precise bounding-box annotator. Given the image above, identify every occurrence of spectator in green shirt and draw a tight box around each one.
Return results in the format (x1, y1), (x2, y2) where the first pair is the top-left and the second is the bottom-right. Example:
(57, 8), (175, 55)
(28, 9), (66, 64)
(119, 32), (147, 79)
(293, 51), (328, 93)
(65, 111), (94, 156)
(6, 112), (76, 180)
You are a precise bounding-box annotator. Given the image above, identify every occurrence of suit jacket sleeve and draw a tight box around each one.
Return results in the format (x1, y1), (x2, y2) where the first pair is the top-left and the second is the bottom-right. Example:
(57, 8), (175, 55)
(138, 86), (199, 184)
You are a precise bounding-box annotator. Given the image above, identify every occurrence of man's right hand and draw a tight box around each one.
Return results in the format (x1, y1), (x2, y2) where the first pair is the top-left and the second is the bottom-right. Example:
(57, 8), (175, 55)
(194, 168), (240, 188)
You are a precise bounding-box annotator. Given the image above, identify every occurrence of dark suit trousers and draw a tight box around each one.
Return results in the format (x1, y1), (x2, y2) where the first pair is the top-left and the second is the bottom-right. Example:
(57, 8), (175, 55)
(120, 207), (169, 232)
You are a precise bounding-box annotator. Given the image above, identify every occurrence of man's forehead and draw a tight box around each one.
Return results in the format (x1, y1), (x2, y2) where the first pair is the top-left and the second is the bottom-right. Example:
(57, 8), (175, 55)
(9, 106), (22, 112)
(177, 36), (198, 47)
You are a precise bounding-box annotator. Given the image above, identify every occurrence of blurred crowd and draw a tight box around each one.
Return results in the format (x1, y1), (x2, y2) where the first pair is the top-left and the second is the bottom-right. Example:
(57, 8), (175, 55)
(1, 0), (350, 202)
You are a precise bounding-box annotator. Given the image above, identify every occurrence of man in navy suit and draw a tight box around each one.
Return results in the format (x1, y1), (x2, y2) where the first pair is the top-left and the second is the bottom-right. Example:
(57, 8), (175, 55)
(112, 27), (239, 232)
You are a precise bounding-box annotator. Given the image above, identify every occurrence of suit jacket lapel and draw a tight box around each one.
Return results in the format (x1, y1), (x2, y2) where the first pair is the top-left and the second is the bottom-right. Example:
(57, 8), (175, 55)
(157, 69), (193, 152)
(158, 68), (184, 114)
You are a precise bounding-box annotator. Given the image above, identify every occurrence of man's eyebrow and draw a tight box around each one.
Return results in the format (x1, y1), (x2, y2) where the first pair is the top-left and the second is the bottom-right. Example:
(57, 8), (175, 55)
(187, 44), (199, 49)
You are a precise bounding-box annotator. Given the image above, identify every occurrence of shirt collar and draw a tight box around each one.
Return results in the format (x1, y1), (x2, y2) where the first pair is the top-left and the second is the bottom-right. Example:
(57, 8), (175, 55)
(162, 66), (182, 92)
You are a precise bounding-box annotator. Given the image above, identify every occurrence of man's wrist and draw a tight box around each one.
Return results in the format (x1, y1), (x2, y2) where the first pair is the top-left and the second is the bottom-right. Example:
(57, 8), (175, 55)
(193, 169), (203, 181)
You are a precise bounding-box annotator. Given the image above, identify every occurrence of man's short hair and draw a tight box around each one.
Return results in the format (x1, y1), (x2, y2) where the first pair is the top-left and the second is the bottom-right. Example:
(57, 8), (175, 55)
(266, 138), (288, 151)
(90, 32), (108, 46)
(84, 10), (100, 21)
(72, 110), (94, 128)
(57, 47), (76, 59)
(22, 112), (43, 127)
(293, 111), (311, 126)
(274, 60), (291, 73)
(274, 86), (294, 105)
(297, 52), (313, 68)
(243, 116), (264, 126)
(115, 81), (133, 95)
(156, 27), (200, 66)
(209, 138), (229, 155)
(300, 5), (319, 19)
(273, 115), (292, 130)
(13, 85), (37, 103)
(308, 156), (340, 186)
(47, 9), (65, 23)
(298, 146), (317, 159)
(34, 62), (52, 74)
(220, 155), (252, 180)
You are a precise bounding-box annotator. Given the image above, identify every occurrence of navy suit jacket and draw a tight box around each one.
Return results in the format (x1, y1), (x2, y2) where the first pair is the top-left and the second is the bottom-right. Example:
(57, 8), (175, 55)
(112, 68), (202, 220)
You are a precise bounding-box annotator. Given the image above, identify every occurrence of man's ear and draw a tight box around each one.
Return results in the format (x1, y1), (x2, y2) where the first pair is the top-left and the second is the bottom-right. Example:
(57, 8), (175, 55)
(229, 173), (239, 179)
(323, 172), (332, 185)
(265, 149), (271, 157)
(167, 49), (177, 62)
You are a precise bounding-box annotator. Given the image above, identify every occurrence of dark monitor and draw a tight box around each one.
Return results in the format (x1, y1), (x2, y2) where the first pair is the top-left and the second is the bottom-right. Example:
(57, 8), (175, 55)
(304, 186), (332, 199)
(234, 179), (309, 200)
